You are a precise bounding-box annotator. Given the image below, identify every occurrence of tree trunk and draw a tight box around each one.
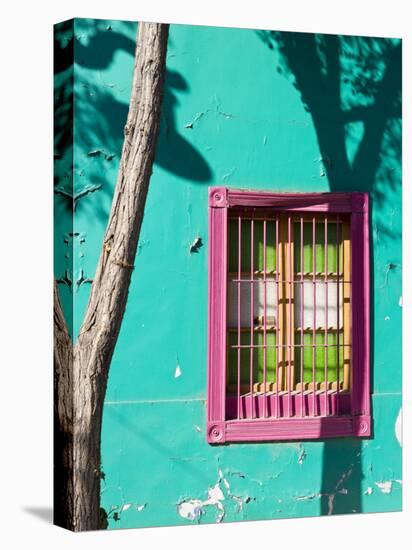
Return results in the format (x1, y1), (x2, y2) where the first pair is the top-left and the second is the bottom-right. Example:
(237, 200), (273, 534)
(54, 22), (169, 531)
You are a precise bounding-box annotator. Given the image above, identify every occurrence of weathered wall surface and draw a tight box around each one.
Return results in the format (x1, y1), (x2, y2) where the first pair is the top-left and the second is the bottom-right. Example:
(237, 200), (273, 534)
(54, 19), (402, 528)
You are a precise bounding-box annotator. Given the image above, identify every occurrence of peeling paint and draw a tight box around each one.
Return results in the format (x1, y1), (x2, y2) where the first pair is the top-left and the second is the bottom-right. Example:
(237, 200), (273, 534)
(137, 239), (150, 256)
(177, 469), (252, 523)
(217, 110), (234, 119)
(382, 262), (399, 288)
(228, 471), (246, 479)
(296, 493), (320, 501)
(87, 148), (116, 161)
(178, 500), (204, 521)
(54, 181), (102, 207)
(316, 155), (331, 177)
(297, 445), (307, 465)
(184, 112), (205, 129)
(323, 465), (354, 515)
(327, 494), (335, 515)
(222, 167), (236, 181)
(105, 500), (147, 523)
(183, 96), (234, 131)
(87, 148), (104, 157)
(399, 296), (402, 307)
(375, 481), (393, 494)
(178, 482), (225, 523)
(189, 236), (203, 254)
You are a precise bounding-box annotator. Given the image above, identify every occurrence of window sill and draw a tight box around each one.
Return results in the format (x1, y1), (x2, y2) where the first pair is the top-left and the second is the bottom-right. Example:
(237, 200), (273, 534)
(207, 414), (371, 444)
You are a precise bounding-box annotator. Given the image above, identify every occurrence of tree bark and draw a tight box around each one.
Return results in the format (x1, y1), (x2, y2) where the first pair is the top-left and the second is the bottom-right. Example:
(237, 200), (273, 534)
(54, 22), (169, 531)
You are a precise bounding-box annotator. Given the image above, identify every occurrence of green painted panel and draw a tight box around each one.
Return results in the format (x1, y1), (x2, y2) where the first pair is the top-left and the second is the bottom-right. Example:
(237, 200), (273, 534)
(228, 218), (277, 273)
(294, 222), (342, 274)
(295, 331), (343, 383)
(227, 330), (277, 386)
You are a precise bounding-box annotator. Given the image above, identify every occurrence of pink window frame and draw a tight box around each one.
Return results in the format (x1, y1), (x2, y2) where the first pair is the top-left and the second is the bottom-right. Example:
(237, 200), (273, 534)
(207, 187), (371, 444)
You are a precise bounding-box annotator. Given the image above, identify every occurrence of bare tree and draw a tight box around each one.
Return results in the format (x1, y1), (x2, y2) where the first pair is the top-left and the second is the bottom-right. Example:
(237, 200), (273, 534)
(54, 22), (169, 532)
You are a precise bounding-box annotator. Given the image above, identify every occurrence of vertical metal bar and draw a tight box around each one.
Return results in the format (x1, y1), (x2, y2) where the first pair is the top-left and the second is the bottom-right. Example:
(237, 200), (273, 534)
(287, 214), (292, 417)
(300, 217), (305, 417)
(312, 216), (317, 416)
(324, 216), (329, 416)
(275, 214), (280, 418)
(249, 217), (255, 418)
(237, 216), (242, 419)
(263, 219), (267, 418)
(336, 216), (340, 413)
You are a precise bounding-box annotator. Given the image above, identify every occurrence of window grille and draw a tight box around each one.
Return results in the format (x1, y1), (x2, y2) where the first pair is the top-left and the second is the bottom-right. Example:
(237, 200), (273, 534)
(207, 188), (370, 443)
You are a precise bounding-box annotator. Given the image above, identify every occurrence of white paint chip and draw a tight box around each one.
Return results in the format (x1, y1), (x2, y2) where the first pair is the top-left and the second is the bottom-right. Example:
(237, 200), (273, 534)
(384, 316), (390, 321)
(395, 408), (402, 447)
(364, 487), (373, 495)
(399, 296), (402, 307)
(208, 483), (225, 502)
(121, 503), (131, 512)
(174, 365), (182, 378)
(136, 504), (146, 512)
(178, 500), (203, 521)
(178, 483), (225, 523)
(375, 481), (393, 494)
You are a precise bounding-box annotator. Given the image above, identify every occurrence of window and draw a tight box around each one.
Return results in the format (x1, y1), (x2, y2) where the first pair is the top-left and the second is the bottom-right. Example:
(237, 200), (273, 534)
(207, 187), (370, 443)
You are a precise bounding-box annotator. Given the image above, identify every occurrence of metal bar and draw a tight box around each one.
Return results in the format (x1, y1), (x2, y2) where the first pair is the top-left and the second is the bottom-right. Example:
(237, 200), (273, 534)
(230, 278), (351, 283)
(263, 219), (267, 417)
(249, 217), (255, 418)
(300, 217), (305, 417)
(312, 216), (317, 416)
(237, 216), (242, 419)
(230, 343), (351, 349)
(288, 214), (292, 417)
(324, 216), (329, 416)
(275, 214), (280, 418)
(288, 327), (344, 332)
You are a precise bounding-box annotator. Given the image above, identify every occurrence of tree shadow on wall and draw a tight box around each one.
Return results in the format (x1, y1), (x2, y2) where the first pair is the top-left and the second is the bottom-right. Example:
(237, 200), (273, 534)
(54, 20), (212, 315)
(257, 31), (401, 237)
(54, 20), (212, 224)
(257, 30), (401, 517)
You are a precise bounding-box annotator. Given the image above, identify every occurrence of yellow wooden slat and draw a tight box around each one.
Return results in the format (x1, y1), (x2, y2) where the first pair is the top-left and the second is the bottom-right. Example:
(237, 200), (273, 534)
(342, 221), (351, 391)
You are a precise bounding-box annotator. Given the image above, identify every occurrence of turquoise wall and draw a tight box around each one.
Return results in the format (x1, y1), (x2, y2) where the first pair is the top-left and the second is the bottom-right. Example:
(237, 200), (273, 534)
(54, 19), (402, 528)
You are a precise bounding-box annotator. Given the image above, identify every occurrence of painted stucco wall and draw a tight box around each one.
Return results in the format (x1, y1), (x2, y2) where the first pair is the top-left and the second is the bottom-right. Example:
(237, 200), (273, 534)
(54, 19), (402, 528)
